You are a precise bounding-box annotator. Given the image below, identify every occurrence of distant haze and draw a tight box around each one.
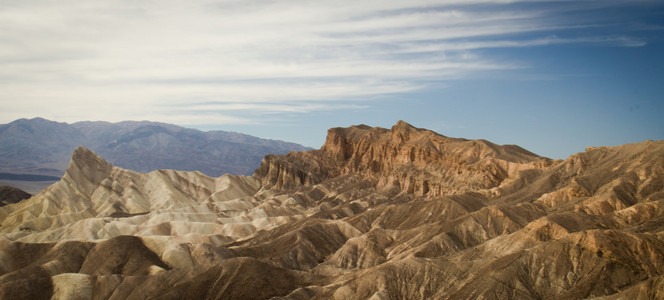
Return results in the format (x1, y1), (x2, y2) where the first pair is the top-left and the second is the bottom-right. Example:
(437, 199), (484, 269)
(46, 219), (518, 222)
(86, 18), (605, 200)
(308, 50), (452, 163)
(0, 118), (310, 193)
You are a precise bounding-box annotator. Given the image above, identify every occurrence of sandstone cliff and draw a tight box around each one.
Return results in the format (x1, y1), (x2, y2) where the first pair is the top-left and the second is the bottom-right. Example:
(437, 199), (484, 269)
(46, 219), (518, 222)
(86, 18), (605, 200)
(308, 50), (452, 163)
(256, 120), (553, 196)
(0, 121), (663, 299)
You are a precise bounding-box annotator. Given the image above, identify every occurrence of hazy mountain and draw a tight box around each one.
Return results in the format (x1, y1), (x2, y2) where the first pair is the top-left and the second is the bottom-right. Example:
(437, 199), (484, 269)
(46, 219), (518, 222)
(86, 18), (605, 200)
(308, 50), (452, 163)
(0, 117), (311, 193)
(0, 118), (85, 175)
(0, 121), (663, 299)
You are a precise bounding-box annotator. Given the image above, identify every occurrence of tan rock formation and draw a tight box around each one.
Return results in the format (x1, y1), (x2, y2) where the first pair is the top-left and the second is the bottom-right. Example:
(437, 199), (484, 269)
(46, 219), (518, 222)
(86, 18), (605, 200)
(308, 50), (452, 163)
(0, 121), (663, 299)
(257, 120), (553, 196)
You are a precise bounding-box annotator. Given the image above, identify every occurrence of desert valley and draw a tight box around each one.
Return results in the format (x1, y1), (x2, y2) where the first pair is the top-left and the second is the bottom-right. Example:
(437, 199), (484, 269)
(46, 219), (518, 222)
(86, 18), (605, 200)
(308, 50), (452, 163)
(3, 0), (663, 299)
(0, 120), (662, 299)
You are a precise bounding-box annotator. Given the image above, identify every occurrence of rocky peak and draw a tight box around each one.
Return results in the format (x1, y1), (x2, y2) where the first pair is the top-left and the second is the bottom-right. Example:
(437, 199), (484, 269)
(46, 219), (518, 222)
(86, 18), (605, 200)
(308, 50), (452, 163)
(392, 120), (415, 130)
(68, 146), (112, 174)
(63, 146), (113, 196)
(320, 121), (440, 161)
(257, 121), (552, 195)
(390, 120), (423, 141)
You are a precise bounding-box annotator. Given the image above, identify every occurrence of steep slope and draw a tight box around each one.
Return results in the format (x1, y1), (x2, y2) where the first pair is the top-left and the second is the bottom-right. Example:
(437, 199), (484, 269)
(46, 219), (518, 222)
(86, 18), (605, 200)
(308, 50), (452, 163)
(257, 120), (553, 194)
(245, 122), (664, 299)
(0, 121), (662, 299)
(0, 146), (304, 245)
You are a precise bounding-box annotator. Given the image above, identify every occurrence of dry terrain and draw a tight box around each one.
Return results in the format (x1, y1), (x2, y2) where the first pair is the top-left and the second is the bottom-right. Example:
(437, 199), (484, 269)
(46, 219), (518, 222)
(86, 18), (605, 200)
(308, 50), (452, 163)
(1, 121), (663, 299)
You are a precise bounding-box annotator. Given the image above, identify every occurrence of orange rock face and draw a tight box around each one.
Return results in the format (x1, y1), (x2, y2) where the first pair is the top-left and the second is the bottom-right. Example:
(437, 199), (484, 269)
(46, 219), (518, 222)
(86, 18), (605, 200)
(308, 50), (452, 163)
(257, 120), (553, 196)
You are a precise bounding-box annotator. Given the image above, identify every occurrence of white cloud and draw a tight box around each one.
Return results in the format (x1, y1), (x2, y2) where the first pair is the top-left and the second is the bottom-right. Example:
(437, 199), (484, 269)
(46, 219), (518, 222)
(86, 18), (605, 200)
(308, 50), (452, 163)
(0, 0), (650, 125)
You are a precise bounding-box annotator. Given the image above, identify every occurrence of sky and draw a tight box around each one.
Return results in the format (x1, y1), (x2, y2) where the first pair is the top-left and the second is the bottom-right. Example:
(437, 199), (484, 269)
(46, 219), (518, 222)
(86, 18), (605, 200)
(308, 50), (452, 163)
(1, 0), (663, 159)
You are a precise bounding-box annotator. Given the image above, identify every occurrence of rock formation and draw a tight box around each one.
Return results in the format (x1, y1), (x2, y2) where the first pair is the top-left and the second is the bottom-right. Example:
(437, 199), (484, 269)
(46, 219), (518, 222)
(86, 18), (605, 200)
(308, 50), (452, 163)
(1, 121), (663, 299)
(257, 120), (553, 195)
(0, 186), (31, 207)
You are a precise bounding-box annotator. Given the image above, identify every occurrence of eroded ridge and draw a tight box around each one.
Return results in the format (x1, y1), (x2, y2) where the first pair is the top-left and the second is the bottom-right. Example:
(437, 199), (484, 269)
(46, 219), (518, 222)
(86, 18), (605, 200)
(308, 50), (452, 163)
(1, 122), (663, 299)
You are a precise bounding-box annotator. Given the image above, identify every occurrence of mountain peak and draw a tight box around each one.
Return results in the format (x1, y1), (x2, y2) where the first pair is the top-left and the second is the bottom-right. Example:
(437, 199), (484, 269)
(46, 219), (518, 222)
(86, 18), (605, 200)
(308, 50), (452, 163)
(391, 120), (417, 131)
(10, 117), (66, 126)
(71, 145), (108, 165)
(64, 146), (113, 196)
(390, 120), (421, 141)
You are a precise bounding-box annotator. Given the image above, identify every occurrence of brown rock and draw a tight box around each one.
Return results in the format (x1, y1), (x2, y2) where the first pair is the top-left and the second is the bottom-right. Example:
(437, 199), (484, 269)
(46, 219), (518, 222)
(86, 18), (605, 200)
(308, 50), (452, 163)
(0, 186), (31, 207)
(1, 122), (664, 299)
(257, 121), (552, 196)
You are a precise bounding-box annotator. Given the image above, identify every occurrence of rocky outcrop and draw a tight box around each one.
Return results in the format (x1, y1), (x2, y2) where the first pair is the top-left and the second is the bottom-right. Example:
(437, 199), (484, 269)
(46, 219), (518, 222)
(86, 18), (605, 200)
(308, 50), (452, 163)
(1, 121), (663, 299)
(254, 151), (330, 190)
(257, 120), (553, 196)
(0, 186), (31, 207)
(64, 146), (114, 197)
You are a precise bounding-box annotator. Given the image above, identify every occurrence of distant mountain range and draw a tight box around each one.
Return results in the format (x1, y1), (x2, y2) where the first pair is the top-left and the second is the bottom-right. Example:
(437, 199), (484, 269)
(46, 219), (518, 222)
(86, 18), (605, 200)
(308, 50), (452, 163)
(0, 118), (311, 192)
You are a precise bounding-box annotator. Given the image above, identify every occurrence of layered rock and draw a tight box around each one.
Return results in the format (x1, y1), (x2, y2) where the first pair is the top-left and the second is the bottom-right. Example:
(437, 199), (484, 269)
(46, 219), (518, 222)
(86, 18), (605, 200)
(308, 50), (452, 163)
(257, 121), (553, 196)
(0, 146), (297, 243)
(1, 121), (663, 299)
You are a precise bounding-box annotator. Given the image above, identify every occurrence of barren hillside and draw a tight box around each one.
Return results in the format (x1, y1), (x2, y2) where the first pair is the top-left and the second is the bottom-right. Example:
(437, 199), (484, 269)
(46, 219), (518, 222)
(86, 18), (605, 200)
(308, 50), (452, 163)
(1, 121), (662, 299)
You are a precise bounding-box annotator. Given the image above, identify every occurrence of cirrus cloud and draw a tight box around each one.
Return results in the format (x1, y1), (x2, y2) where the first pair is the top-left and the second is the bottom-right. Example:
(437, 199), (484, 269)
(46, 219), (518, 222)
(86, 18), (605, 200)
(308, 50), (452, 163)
(0, 0), (652, 125)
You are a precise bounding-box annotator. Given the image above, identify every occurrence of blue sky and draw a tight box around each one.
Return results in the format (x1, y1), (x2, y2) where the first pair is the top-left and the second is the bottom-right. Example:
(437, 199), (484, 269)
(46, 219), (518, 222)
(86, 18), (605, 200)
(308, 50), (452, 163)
(1, 0), (663, 159)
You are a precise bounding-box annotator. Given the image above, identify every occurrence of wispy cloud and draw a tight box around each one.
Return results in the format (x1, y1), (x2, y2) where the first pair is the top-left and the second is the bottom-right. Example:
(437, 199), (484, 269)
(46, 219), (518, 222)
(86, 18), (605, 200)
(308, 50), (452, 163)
(0, 0), (654, 125)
